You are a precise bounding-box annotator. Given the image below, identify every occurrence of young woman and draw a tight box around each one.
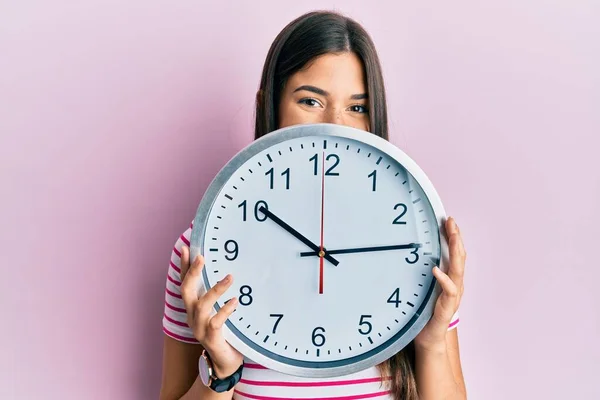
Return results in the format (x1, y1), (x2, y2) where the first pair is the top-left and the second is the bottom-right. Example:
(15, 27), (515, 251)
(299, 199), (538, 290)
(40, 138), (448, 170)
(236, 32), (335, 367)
(160, 10), (467, 400)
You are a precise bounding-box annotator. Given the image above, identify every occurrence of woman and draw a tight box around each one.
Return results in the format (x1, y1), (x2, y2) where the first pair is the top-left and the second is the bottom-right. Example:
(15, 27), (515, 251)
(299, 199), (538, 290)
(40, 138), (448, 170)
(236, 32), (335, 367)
(160, 10), (467, 400)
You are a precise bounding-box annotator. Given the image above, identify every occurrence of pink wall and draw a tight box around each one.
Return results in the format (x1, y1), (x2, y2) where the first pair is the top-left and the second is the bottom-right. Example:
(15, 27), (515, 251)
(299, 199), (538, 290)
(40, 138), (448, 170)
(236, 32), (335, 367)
(1, 1), (598, 399)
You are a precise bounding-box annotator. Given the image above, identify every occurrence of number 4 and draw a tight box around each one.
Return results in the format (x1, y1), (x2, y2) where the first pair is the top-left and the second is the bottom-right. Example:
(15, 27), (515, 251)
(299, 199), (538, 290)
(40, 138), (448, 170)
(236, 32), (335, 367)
(387, 288), (402, 308)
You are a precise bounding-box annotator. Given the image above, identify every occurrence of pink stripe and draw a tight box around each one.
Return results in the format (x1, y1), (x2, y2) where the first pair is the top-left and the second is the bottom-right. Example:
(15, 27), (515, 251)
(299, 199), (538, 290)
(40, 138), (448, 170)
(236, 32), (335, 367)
(164, 313), (189, 328)
(173, 247), (181, 258)
(243, 363), (268, 369)
(166, 288), (182, 299)
(181, 235), (190, 246)
(167, 274), (181, 286)
(169, 261), (181, 273)
(163, 326), (198, 343)
(239, 376), (390, 387)
(234, 389), (391, 400)
(165, 301), (186, 313)
(448, 318), (460, 328)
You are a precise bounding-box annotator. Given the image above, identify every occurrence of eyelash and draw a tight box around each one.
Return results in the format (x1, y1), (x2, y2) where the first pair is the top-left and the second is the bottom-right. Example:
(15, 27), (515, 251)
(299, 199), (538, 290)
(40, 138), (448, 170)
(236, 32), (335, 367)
(298, 98), (369, 114)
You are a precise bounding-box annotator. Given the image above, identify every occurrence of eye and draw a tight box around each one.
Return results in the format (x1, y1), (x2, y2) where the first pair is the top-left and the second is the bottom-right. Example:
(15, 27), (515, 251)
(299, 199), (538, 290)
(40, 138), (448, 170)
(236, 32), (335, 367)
(349, 105), (369, 114)
(298, 98), (322, 108)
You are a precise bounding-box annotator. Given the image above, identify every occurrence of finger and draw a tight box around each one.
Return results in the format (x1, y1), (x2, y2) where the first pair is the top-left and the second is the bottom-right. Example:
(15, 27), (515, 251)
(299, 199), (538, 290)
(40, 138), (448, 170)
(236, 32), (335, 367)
(208, 297), (238, 332)
(446, 217), (465, 288)
(448, 217), (466, 258)
(180, 245), (191, 281)
(196, 274), (235, 318)
(180, 254), (205, 313)
(433, 266), (459, 319)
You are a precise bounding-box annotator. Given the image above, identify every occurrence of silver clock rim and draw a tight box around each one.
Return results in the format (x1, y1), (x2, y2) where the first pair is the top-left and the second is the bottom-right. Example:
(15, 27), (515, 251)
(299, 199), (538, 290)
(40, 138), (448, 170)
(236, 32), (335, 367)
(190, 122), (449, 378)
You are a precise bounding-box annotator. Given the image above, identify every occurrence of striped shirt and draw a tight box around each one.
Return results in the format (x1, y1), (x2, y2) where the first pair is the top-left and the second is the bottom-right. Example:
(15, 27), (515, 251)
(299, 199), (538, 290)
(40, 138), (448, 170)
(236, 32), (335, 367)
(163, 224), (460, 399)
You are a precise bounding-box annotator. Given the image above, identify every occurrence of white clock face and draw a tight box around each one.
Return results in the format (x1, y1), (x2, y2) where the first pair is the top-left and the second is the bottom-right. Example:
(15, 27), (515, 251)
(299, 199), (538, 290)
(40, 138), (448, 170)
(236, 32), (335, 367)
(190, 124), (447, 378)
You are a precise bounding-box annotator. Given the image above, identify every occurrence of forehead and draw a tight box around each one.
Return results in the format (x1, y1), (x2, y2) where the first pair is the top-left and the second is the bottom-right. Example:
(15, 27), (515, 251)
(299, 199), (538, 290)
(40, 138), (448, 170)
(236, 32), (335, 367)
(286, 52), (367, 94)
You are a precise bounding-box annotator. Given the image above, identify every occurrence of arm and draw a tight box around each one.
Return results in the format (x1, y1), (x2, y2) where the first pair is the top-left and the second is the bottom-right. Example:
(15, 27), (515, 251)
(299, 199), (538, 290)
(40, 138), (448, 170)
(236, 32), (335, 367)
(414, 326), (466, 400)
(159, 226), (242, 400)
(159, 335), (234, 400)
(413, 216), (468, 399)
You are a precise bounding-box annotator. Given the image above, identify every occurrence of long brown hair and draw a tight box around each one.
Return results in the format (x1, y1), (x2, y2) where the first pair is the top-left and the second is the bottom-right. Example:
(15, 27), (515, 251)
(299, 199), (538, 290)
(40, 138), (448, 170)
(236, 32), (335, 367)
(253, 10), (417, 399)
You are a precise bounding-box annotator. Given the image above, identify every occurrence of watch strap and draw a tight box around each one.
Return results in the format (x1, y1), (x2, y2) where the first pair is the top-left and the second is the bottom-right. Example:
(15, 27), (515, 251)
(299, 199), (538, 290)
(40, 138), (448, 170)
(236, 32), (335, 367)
(209, 362), (244, 393)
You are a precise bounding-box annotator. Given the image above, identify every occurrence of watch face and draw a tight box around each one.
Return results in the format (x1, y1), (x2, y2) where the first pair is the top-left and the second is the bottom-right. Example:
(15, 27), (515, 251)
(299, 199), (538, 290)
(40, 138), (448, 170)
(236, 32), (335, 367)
(190, 123), (447, 378)
(198, 353), (211, 386)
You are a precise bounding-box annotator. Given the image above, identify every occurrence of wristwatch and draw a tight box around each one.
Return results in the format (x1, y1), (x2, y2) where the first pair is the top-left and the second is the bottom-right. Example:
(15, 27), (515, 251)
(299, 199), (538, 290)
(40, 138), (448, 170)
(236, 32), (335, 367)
(198, 349), (244, 393)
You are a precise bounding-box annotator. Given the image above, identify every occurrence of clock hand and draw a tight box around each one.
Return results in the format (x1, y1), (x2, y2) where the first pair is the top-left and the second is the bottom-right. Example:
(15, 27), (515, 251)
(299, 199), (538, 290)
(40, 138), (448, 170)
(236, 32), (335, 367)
(299, 243), (423, 257)
(319, 150), (325, 294)
(257, 206), (340, 266)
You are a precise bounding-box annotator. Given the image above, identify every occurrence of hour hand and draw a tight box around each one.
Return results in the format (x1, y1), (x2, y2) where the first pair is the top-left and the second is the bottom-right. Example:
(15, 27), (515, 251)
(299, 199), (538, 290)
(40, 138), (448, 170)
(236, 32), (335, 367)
(258, 206), (339, 266)
(300, 243), (422, 257)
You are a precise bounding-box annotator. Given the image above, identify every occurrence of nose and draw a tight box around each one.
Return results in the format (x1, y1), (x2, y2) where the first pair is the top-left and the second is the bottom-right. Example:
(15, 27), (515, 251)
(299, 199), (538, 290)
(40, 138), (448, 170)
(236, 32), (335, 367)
(324, 107), (345, 126)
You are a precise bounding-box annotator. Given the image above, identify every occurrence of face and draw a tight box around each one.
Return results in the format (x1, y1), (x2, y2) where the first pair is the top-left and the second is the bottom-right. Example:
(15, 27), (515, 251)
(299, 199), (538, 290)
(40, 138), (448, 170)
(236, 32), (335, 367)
(277, 52), (370, 132)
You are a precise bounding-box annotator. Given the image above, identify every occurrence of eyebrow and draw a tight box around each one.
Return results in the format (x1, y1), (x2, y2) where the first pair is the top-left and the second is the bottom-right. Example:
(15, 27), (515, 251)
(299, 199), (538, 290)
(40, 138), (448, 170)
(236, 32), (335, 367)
(293, 85), (368, 100)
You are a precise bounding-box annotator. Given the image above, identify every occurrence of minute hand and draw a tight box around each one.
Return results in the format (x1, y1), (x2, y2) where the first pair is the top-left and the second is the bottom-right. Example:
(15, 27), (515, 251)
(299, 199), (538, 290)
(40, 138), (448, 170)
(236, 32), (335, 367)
(300, 243), (422, 257)
(258, 206), (340, 266)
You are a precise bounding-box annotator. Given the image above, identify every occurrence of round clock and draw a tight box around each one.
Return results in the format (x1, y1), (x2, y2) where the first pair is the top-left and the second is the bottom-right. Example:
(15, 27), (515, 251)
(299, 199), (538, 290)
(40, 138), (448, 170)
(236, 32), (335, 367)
(189, 123), (450, 378)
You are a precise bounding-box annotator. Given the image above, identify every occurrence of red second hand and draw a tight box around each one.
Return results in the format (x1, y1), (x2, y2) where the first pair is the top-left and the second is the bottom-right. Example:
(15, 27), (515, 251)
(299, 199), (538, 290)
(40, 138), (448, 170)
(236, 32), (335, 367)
(319, 151), (325, 294)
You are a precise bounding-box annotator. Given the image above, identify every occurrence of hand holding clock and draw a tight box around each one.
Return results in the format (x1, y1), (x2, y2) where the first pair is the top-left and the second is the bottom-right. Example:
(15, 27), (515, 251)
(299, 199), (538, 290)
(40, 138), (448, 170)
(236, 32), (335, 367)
(179, 245), (244, 379)
(414, 216), (466, 351)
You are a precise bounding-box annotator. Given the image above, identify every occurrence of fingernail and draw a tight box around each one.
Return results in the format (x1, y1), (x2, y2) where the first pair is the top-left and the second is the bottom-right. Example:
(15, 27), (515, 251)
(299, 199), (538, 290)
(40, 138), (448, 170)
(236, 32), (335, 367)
(222, 275), (231, 283)
(448, 217), (456, 230)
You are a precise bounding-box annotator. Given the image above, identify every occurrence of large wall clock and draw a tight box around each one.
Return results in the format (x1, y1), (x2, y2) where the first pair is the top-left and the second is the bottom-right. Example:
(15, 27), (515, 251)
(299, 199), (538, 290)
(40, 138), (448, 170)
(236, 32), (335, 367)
(190, 123), (450, 378)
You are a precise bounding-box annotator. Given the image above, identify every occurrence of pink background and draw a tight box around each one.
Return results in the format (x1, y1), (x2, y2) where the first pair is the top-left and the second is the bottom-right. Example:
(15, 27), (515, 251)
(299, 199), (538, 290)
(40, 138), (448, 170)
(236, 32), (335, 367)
(1, 1), (598, 399)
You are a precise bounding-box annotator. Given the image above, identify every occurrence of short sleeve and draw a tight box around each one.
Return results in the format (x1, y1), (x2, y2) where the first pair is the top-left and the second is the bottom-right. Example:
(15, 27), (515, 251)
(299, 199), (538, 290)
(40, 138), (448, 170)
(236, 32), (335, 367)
(447, 310), (460, 331)
(162, 223), (200, 344)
